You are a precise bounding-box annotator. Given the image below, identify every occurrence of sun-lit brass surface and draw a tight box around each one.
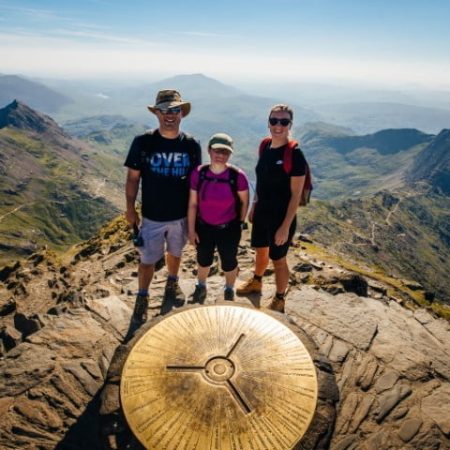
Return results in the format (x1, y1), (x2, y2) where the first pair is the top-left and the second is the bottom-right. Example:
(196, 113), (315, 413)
(121, 305), (318, 450)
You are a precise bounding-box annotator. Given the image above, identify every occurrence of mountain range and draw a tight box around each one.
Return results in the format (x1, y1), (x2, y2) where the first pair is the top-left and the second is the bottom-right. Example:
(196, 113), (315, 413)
(0, 74), (71, 113)
(0, 72), (449, 306)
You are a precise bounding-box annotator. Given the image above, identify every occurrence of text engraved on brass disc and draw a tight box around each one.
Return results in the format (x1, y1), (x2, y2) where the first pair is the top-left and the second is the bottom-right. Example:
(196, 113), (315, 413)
(121, 305), (318, 450)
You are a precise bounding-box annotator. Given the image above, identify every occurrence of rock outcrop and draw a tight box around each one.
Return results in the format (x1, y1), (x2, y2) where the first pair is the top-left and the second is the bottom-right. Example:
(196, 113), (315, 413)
(0, 218), (449, 449)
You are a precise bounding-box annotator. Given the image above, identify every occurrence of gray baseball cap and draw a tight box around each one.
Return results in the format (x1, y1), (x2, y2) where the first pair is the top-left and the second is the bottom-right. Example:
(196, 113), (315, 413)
(208, 133), (234, 153)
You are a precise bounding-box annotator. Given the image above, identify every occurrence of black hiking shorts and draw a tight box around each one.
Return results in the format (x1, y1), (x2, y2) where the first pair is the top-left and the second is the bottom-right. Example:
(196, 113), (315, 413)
(251, 214), (296, 260)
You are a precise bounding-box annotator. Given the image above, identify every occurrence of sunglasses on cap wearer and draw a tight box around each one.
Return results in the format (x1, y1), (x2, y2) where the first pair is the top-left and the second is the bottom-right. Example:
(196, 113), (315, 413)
(211, 148), (232, 155)
(158, 106), (182, 114)
(268, 117), (291, 127)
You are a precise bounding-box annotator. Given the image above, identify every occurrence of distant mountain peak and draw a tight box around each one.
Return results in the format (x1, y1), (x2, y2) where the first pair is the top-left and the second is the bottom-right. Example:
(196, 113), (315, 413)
(0, 100), (66, 135)
(152, 73), (241, 97)
(408, 128), (450, 194)
(0, 74), (71, 113)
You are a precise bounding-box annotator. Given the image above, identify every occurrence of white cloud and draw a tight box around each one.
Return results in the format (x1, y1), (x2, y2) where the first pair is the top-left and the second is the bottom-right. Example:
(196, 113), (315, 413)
(53, 29), (156, 46)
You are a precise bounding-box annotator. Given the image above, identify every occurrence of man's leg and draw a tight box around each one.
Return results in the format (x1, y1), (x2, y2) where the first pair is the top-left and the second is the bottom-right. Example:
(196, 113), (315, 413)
(165, 218), (188, 305)
(133, 219), (165, 322)
(139, 262), (155, 291)
(166, 252), (181, 278)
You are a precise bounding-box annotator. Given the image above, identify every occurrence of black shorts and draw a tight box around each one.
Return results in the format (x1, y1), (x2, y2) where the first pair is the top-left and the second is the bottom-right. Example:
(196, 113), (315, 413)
(251, 214), (296, 261)
(196, 220), (241, 272)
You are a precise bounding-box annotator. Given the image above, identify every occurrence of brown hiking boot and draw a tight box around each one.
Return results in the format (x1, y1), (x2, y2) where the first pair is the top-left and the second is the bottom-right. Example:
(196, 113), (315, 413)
(164, 278), (185, 307)
(132, 295), (149, 323)
(269, 296), (285, 313)
(236, 277), (262, 295)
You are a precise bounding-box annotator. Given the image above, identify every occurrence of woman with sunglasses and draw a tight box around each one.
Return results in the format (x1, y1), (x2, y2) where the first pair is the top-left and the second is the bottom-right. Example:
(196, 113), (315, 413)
(188, 133), (249, 303)
(236, 104), (306, 313)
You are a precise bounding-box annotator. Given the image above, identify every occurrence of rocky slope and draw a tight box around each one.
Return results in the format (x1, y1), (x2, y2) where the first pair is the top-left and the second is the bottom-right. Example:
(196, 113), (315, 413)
(0, 217), (449, 449)
(408, 129), (450, 195)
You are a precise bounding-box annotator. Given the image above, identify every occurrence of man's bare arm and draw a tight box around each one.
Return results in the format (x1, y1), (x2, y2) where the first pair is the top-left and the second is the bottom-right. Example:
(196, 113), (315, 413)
(125, 168), (141, 225)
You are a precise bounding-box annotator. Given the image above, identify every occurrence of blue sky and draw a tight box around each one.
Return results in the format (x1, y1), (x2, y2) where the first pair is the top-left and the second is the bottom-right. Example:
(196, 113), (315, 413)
(1, 0), (449, 88)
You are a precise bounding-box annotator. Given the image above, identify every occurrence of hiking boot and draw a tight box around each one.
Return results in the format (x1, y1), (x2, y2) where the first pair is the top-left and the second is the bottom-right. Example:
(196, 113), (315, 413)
(269, 296), (285, 313)
(224, 287), (235, 301)
(164, 278), (185, 307)
(191, 284), (207, 304)
(132, 295), (149, 323)
(236, 277), (262, 295)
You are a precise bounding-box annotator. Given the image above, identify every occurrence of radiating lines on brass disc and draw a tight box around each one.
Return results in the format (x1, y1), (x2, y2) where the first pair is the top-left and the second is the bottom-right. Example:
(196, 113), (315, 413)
(120, 305), (318, 450)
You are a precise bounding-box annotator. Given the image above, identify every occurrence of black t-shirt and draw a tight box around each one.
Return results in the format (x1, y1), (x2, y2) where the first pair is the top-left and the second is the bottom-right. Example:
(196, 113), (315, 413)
(124, 130), (201, 221)
(255, 143), (307, 219)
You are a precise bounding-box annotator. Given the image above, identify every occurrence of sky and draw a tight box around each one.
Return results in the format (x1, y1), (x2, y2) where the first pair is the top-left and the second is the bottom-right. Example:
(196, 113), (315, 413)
(1, 0), (450, 89)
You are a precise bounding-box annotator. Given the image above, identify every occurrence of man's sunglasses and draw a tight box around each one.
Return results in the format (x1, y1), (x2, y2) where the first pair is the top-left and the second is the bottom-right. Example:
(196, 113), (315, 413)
(158, 106), (182, 114)
(269, 118), (291, 126)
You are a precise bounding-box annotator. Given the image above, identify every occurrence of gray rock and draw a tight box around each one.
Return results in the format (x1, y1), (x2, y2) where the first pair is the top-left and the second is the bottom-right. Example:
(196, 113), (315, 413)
(349, 395), (374, 432)
(374, 371), (399, 393)
(288, 287), (378, 351)
(356, 355), (378, 391)
(328, 339), (351, 363)
(376, 384), (412, 423)
(398, 418), (423, 442)
(421, 384), (450, 435)
(0, 324), (22, 351)
(332, 434), (358, 450)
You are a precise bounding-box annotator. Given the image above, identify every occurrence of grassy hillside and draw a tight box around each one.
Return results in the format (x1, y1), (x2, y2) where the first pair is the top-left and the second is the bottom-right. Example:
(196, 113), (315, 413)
(0, 122), (124, 264)
(298, 189), (450, 304)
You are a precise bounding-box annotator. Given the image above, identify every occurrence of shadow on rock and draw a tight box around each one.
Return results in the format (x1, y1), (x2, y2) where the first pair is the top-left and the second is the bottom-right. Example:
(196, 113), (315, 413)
(55, 391), (102, 450)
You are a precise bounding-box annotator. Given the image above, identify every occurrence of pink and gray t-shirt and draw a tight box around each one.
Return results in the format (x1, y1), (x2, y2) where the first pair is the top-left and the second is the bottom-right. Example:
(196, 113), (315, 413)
(190, 165), (249, 225)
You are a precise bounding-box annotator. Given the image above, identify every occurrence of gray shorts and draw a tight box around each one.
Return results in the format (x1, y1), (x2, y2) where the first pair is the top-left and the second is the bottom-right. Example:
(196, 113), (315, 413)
(137, 217), (187, 265)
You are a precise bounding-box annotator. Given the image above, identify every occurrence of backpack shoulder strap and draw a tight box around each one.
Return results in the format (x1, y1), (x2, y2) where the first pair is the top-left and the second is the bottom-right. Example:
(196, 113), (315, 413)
(283, 140), (299, 174)
(227, 165), (241, 217)
(227, 164), (240, 189)
(197, 164), (209, 188)
(181, 132), (201, 166)
(140, 129), (156, 164)
(258, 137), (272, 157)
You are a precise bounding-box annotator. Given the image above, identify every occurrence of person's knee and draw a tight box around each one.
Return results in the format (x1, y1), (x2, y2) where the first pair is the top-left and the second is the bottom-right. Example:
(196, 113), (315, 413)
(198, 253), (214, 268)
(221, 259), (238, 273)
(272, 256), (287, 267)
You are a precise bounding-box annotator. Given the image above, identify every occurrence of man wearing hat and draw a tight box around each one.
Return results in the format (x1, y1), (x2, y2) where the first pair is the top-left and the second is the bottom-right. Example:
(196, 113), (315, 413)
(124, 89), (201, 323)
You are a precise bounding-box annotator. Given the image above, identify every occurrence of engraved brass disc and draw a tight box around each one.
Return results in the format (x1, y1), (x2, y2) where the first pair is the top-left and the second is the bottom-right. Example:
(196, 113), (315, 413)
(121, 305), (318, 450)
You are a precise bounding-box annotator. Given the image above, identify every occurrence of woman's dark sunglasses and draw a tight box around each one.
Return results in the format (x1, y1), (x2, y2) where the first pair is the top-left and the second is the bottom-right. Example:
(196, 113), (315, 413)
(159, 106), (182, 114)
(269, 118), (291, 126)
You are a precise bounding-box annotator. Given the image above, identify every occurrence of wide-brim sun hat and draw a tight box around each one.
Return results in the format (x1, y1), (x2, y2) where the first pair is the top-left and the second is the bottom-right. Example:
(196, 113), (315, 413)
(147, 89), (191, 117)
(208, 133), (234, 153)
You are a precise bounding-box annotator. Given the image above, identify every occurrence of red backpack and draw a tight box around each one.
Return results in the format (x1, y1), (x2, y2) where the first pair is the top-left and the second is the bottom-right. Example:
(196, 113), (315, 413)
(258, 137), (313, 206)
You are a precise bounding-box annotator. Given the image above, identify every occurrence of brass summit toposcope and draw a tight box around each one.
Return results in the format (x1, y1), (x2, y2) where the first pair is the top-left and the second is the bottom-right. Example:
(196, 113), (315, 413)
(121, 304), (318, 450)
